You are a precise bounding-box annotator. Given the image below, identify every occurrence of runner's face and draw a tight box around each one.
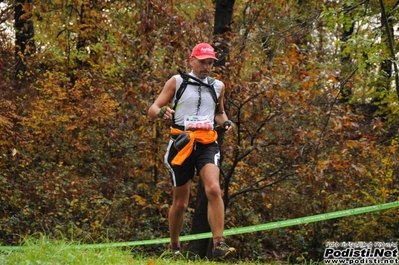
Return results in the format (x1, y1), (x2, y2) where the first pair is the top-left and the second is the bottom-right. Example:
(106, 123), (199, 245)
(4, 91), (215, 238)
(190, 57), (214, 79)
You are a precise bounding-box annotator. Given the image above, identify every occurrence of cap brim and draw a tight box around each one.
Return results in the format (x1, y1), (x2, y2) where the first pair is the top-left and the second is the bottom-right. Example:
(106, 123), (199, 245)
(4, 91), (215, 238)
(193, 55), (218, 60)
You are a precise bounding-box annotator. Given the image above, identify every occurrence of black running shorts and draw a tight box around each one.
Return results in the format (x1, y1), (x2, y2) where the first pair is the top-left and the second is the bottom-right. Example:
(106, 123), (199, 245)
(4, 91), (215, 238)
(164, 139), (220, 187)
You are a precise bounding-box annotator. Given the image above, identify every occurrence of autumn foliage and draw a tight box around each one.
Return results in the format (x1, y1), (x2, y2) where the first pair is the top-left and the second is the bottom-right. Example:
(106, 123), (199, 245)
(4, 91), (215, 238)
(0, 0), (398, 262)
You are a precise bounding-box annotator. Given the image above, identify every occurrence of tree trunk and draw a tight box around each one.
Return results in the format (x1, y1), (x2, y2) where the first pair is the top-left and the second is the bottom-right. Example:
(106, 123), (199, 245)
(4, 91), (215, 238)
(340, 5), (355, 102)
(213, 0), (235, 71)
(14, 0), (35, 78)
(378, 0), (399, 100)
(187, 0), (235, 258)
(187, 128), (226, 257)
(186, 180), (211, 257)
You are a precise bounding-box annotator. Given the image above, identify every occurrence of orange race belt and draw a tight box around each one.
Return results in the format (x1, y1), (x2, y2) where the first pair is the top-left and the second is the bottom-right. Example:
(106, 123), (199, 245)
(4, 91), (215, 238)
(170, 127), (218, 166)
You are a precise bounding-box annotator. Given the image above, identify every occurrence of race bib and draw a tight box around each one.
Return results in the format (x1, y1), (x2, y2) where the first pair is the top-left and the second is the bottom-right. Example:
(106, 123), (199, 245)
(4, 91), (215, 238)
(184, 115), (213, 130)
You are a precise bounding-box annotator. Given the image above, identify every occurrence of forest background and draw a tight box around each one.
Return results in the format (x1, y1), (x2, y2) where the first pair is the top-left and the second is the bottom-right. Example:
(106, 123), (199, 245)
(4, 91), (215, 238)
(0, 0), (398, 263)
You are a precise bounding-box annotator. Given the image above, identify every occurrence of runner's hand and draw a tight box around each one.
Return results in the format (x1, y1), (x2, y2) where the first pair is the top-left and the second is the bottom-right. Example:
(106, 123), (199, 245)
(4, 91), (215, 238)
(158, 106), (175, 120)
(223, 120), (233, 133)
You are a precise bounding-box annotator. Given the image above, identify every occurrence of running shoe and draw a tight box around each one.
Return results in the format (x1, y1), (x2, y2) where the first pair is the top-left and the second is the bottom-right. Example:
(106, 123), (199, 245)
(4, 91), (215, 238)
(212, 241), (236, 260)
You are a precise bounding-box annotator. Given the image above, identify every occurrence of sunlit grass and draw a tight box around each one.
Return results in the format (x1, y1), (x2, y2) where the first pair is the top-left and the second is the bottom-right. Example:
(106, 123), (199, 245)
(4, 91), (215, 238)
(0, 236), (324, 264)
(0, 236), (134, 265)
(0, 236), (254, 265)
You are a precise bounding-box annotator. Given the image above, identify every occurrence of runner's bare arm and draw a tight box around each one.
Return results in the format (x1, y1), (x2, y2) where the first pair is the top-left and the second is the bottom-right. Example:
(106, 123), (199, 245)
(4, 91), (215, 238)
(214, 84), (233, 133)
(148, 77), (176, 120)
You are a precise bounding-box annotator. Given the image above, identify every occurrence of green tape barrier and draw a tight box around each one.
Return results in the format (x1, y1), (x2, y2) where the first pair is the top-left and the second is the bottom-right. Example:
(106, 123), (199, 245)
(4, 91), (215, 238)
(1, 201), (398, 251)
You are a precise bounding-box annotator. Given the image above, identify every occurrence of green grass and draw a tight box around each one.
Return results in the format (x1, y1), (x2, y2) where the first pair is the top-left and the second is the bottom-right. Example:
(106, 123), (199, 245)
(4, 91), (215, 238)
(0, 236), (258, 265)
(0, 236), (324, 265)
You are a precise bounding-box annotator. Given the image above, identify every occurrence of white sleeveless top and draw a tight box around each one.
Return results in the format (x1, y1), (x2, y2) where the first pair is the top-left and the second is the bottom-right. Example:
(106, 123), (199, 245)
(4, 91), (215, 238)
(172, 71), (223, 130)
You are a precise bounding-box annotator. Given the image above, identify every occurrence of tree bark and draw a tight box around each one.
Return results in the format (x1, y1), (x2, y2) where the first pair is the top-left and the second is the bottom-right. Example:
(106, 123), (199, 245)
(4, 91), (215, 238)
(186, 180), (211, 258)
(378, 0), (399, 100)
(340, 5), (355, 102)
(213, 0), (235, 70)
(14, 0), (35, 78)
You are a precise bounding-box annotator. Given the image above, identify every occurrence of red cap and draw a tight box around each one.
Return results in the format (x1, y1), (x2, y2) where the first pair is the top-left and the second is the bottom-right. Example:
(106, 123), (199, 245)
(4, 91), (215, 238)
(190, 43), (218, 60)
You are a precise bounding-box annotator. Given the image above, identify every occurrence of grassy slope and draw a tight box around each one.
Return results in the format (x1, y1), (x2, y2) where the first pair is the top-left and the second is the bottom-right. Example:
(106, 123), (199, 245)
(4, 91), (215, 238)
(0, 237), (270, 265)
(0, 236), (327, 264)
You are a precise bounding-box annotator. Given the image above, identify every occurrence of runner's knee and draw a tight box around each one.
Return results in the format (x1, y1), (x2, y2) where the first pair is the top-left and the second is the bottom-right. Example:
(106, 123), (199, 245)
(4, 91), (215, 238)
(205, 184), (221, 199)
(172, 200), (189, 213)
